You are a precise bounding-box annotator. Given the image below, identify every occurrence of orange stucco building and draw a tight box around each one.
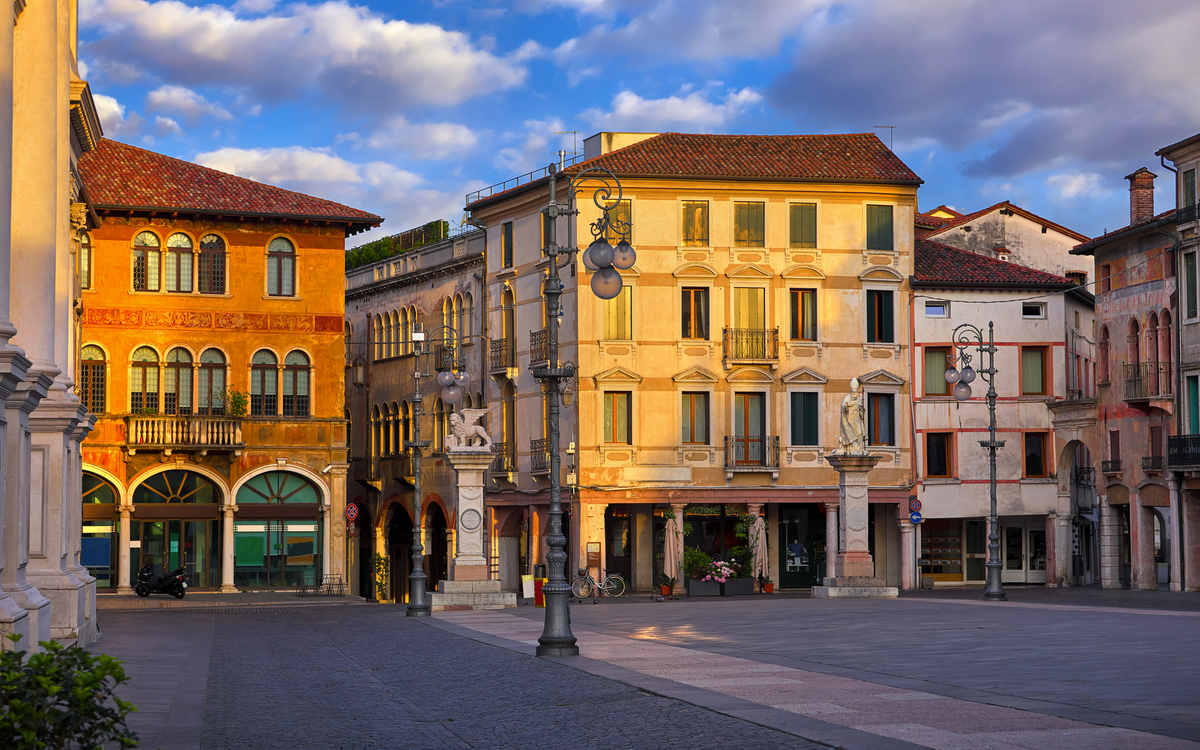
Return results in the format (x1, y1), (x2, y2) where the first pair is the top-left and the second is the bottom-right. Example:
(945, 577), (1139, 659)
(76, 139), (381, 592)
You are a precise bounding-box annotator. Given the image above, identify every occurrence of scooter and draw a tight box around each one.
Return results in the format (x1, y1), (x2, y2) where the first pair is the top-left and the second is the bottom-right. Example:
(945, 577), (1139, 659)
(134, 562), (188, 599)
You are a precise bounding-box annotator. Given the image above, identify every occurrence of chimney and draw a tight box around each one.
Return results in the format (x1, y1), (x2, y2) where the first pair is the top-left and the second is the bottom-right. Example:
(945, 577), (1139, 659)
(1126, 167), (1156, 225)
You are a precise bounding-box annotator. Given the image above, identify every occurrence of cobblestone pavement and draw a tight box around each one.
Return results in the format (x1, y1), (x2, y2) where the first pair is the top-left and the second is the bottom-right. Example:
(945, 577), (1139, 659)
(92, 606), (830, 750)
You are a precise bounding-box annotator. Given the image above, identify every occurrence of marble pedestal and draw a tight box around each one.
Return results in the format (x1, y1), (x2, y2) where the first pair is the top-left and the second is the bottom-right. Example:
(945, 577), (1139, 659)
(811, 452), (897, 599)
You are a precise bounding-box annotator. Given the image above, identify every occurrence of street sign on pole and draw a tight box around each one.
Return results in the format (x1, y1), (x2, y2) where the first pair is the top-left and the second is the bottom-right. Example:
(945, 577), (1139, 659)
(909, 498), (922, 513)
(909, 511), (923, 524)
(345, 504), (359, 522)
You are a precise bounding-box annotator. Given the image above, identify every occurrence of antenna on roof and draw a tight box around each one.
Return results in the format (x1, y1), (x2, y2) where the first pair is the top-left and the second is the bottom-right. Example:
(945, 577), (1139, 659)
(873, 125), (896, 151)
(555, 130), (581, 163)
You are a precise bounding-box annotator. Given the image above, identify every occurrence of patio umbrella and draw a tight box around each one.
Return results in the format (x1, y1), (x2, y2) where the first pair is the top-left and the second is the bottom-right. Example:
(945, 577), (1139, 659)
(663, 515), (681, 583)
(751, 514), (768, 580)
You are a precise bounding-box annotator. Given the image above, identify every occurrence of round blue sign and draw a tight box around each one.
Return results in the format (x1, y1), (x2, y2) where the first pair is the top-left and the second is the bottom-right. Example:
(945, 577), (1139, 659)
(909, 511), (923, 524)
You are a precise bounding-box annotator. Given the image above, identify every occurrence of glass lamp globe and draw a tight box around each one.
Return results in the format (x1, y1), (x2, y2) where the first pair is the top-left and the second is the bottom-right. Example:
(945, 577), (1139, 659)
(944, 367), (959, 384)
(589, 239), (615, 268)
(953, 381), (972, 401)
(437, 370), (455, 387)
(581, 243), (599, 271)
(441, 384), (462, 404)
(959, 366), (977, 384)
(590, 266), (624, 299)
(454, 371), (468, 387)
(611, 240), (636, 270)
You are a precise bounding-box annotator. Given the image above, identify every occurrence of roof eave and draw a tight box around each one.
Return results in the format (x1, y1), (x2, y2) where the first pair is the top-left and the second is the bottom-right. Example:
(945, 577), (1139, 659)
(911, 277), (1076, 292)
(1070, 211), (1177, 255)
(93, 203), (383, 231)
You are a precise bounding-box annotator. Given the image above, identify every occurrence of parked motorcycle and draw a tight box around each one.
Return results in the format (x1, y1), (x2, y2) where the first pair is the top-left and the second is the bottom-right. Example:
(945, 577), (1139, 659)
(134, 562), (188, 599)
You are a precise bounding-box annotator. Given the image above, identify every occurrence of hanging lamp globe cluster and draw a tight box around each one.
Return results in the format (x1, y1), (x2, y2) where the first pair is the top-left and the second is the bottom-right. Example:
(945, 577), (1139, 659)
(944, 358), (978, 401)
(583, 234), (635, 301)
(437, 367), (465, 404)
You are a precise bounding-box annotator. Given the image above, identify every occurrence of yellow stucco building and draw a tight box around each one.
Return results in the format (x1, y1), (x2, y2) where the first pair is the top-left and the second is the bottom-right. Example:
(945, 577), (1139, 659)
(468, 132), (921, 592)
(76, 139), (381, 593)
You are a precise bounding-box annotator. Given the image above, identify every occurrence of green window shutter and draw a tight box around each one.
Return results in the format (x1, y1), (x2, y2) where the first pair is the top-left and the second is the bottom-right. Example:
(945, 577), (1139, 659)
(802, 392), (819, 445)
(874, 290), (894, 342)
(866, 290), (877, 341)
(1186, 169), (1196, 207)
(867, 205), (894, 251)
(791, 203), (816, 248)
(1187, 253), (1197, 319)
(1189, 376), (1199, 434)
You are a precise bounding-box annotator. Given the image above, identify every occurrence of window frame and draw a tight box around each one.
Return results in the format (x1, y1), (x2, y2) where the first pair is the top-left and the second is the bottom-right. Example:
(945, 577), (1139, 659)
(924, 347), (952, 396)
(789, 288), (818, 341)
(80, 232), (93, 290)
(1023, 431), (1049, 478)
(603, 391), (632, 445)
(266, 236), (296, 297)
(198, 348), (227, 416)
(603, 198), (632, 244)
(131, 231), (161, 292)
(80, 344), (106, 414)
(680, 199), (710, 247)
(681, 286), (709, 340)
(926, 432), (953, 478)
(129, 346), (160, 413)
(867, 392), (895, 447)
(865, 204), (895, 253)
(788, 201), (817, 249)
(250, 350), (279, 417)
(732, 200), (765, 248)
(1185, 251), (1198, 322)
(1021, 302), (1047, 319)
(602, 285), (633, 341)
(501, 221), (514, 269)
(282, 351), (311, 418)
(789, 390), (820, 447)
(865, 288), (896, 343)
(1185, 168), (1196, 208)
(680, 391), (710, 445)
(198, 233), (227, 295)
(924, 300), (949, 318)
(164, 232), (194, 294)
(163, 347), (194, 416)
(1020, 345), (1049, 396)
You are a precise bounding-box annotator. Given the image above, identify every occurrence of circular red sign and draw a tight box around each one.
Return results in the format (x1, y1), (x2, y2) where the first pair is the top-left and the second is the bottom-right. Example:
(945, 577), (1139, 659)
(909, 498), (922, 513)
(345, 504), (359, 521)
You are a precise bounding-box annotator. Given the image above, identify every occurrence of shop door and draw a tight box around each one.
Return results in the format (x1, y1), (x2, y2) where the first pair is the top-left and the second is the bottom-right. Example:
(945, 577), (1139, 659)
(778, 505), (823, 588)
(1001, 523), (1048, 584)
(139, 520), (217, 588)
(605, 506), (632, 585)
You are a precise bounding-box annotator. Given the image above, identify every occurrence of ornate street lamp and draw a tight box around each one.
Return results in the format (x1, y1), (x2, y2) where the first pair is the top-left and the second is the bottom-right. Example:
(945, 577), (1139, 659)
(534, 163), (634, 657)
(944, 321), (1007, 602)
(405, 325), (469, 617)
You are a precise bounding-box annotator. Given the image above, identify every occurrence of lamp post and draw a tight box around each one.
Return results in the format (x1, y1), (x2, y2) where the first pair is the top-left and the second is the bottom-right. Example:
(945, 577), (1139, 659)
(534, 162), (633, 657)
(405, 325), (469, 617)
(944, 321), (1007, 602)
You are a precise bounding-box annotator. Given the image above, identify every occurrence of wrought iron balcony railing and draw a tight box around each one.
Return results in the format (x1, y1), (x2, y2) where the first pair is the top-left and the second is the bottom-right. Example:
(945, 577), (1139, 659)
(722, 327), (779, 363)
(492, 441), (516, 474)
(724, 435), (780, 470)
(529, 329), (550, 366)
(1101, 459), (1122, 475)
(489, 338), (515, 372)
(350, 457), (380, 483)
(124, 415), (243, 450)
(530, 438), (551, 474)
(1169, 434), (1200, 469)
(1177, 203), (1199, 225)
(1124, 362), (1172, 401)
(1141, 455), (1165, 473)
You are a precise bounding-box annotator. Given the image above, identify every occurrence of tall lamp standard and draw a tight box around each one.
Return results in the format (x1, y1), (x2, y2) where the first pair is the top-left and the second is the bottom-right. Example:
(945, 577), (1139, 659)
(405, 325), (469, 617)
(535, 162), (634, 657)
(944, 321), (1007, 602)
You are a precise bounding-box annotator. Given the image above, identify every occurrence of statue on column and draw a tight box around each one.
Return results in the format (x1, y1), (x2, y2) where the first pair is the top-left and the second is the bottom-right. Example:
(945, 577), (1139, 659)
(836, 377), (867, 454)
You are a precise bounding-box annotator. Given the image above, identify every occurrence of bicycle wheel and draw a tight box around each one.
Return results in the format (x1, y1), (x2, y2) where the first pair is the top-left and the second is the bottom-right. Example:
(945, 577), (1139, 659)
(571, 577), (592, 598)
(602, 575), (626, 598)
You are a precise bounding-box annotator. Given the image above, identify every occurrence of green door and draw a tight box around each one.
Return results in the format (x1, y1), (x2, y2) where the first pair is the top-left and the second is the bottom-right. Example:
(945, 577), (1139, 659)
(779, 505), (824, 588)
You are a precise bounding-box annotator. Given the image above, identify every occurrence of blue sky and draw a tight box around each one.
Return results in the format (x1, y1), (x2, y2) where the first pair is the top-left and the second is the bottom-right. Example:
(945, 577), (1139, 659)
(80, 0), (1200, 247)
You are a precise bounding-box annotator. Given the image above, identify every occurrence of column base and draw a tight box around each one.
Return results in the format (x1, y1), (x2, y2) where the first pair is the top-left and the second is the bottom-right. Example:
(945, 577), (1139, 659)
(1, 582), (51, 647)
(429, 580), (516, 611)
(811, 576), (898, 598)
(220, 585), (239, 593)
(535, 643), (580, 657)
(835, 552), (875, 578)
(26, 568), (88, 643)
(450, 562), (488, 581)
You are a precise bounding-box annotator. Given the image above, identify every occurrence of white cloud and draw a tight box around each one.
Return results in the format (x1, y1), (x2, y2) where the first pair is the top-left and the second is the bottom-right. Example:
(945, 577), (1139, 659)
(83, 0), (531, 115)
(492, 117), (577, 174)
(145, 85), (232, 124)
(580, 87), (762, 132)
(153, 115), (183, 138)
(345, 117), (479, 160)
(93, 93), (144, 136)
(78, 59), (90, 79)
(196, 146), (363, 185)
(1047, 172), (1110, 200)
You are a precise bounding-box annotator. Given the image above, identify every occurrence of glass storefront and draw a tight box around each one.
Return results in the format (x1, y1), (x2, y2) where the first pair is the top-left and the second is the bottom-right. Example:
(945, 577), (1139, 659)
(132, 470), (222, 588)
(82, 473), (118, 588)
(234, 471), (322, 588)
(778, 504), (824, 588)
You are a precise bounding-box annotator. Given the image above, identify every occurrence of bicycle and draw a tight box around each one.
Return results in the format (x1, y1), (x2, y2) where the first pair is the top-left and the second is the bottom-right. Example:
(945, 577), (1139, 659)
(571, 568), (626, 598)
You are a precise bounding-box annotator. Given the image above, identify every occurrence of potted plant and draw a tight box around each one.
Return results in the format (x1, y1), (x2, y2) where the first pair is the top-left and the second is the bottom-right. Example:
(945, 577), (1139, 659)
(683, 548), (719, 596)
(659, 571), (676, 596)
(721, 561), (754, 596)
(758, 573), (774, 594)
(371, 553), (391, 603)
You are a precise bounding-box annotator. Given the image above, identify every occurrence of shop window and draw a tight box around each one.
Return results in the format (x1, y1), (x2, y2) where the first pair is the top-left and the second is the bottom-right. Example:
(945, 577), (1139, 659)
(199, 234), (226, 294)
(130, 346), (159, 413)
(926, 433), (952, 477)
(790, 289), (817, 341)
(790, 391), (819, 446)
(165, 233), (193, 293)
(866, 289), (894, 343)
(266, 237), (295, 296)
(789, 203), (816, 248)
(866, 205), (893, 252)
(198, 349), (226, 416)
(1021, 347), (1047, 395)
(681, 200), (708, 246)
(681, 392), (709, 444)
(132, 231), (160, 291)
(867, 393), (894, 446)
(250, 350), (278, 416)
(734, 201), (764, 247)
(919, 518), (963, 579)
(1025, 432), (1048, 477)
(681, 287), (709, 339)
(604, 391), (631, 444)
(283, 351), (310, 417)
(603, 286), (632, 340)
(80, 345), (105, 414)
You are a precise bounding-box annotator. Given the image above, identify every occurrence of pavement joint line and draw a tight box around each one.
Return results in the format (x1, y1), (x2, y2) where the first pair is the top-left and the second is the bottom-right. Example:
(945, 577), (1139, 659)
(894, 596), (1200, 618)
(423, 615), (932, 750)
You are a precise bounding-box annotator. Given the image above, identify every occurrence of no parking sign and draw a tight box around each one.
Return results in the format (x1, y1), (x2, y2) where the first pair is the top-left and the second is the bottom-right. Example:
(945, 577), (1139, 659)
(345, 504), (359, 522)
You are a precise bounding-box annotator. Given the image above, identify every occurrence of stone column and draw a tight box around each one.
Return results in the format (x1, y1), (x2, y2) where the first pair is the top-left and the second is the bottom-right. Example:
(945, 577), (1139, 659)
(1132, 493), (1158, 591)
(220, 504), (237, 593)
(1184, 492), (1200, 593)
(1045, 512), (1058, 588)
(445, 448), (492, 581)
(897, 509), (914, 591)
(0, 0), (17, 345)
(1098, 496), (1121, 589)
(328, 465), (347, 582)
(822, 503), (838, 582)
(1056, 512), (1073, 588)
(116, 506), (132, 594)
(814, 453), (896, 597)
(1169, 480), (1182, 592)
(670, 503), (685, 595)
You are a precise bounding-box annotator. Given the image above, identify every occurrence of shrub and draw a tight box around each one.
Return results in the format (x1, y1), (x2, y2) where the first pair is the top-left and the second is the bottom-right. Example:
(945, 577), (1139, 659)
(682, 547), (712, 580)
(0, 634), (137, 749)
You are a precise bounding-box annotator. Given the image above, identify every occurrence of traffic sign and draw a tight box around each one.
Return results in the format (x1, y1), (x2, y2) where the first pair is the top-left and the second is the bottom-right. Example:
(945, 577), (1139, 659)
(345, 504), (359, 522)
(909, 511), (923, 524)
(909, 498), (922, 513)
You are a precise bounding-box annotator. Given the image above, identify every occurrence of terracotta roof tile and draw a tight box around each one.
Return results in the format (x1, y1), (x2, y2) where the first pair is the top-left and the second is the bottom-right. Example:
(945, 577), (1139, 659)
(1071, 208), (1176, 254)
(562, 132), (922, 184)
(79, 138), (382, 224)
(915, 239), (1074, 287)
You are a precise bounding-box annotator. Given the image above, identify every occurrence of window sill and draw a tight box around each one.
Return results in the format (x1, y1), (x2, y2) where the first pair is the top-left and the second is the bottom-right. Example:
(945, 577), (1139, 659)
(261, 295), (302, 301)
(495, 267), (517, 278)
(923, 477), (960, 485)
(787, 341), (823, 360)
(1020, 477), (1055, 484)
(862, 343), (902, 361)
(126, 289), (234, 299)
(599, 445), (637, 464)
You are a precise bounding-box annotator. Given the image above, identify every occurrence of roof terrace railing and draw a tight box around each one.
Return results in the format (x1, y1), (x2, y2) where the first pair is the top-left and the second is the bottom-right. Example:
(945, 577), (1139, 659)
(465, 153), (585, 205)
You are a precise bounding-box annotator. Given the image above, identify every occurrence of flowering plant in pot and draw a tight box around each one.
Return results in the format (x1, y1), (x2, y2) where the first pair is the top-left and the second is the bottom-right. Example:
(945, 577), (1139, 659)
(758, 573), (774, 594)
(659, 571), (677, 596)
(683, 548), (719, 596)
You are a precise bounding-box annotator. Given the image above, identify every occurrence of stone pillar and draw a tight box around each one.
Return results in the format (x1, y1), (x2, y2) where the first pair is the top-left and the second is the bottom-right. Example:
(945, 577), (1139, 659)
(0, 0), (17, 345)
(823, 503), (838, 582)
(1045, 512), (1058, 588)
(670, 503), (685, 595)
(373, 522), (387, 600)
(1098, 497), (1122, 589)
(116, 506), (132, 594)
(1184, 492), (1200, 592)
(1169, 481), (1182, 592)
(1056, 512), (1073, 588)
(1132, 493), (1158, 591)
(445, 449), (492, 581)
(220, 504), (237, 593)
(897, 508), (914, 591)
(328, 465), (347, 582)
(813, 453), (896, 597)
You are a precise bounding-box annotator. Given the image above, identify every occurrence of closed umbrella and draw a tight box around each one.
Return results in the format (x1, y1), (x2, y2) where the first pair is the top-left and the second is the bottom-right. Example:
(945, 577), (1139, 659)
(751, 514), (768, 581)
(663, 516), (681, 584)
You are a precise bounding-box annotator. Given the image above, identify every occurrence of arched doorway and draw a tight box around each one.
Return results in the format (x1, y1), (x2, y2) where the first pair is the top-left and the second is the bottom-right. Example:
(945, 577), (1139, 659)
(81, 472), (119, 589)
(233, 470), (323, 588)
(425, 502), (449, 592)
(355, 505), (372, 599)
(387, 503), (413, 602)
(131, 469), (222, 588)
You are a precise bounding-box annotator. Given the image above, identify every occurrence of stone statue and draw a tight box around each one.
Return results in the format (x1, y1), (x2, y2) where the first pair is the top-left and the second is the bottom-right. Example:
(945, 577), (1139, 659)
(837, 377), (867, 453)
(447, 409), (492, 450)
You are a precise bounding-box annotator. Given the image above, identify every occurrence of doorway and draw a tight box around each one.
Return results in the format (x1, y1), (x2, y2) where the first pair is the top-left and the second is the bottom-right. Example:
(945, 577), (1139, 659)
(605, 505), (632, 585)
(138, 520), (219, 588)
(1000, 520), (1048, 584)
(425, 503), (449, 592)
(778, 504), (824, 588)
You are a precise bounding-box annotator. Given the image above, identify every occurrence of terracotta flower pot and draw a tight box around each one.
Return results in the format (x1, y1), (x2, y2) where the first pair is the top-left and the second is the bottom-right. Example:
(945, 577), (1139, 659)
(764, 583), (774, 594)
(660, 584), (673, 596)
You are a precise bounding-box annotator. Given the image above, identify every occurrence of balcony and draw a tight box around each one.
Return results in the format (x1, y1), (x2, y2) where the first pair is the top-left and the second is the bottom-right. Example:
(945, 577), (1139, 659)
(1178, 203), (1199, 226)
(124, 415), (243, 456)
(529, 329), (550, 366)
(529, 438), (551, 474)
(1169, 434), (1200, 469)
(1124, 362), (1172, 404)
(724, 435), (780, 471)
(1101, 459), (1122, 475)
(489, 338), (515, 374)
(349, 457), (380, 484)
(382, 454), (413, 482)
(492, 441), (516, 474)
(722, 327), (779, 366)
(1141, 455), (1165, 474)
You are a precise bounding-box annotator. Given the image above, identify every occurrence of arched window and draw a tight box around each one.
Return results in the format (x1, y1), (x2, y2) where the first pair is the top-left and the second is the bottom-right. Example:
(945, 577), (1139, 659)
(433, 397), (446, 452)
(384, 312), (393, 358)
(199, 234), (226, 294)
(266, 237), (295, 296)
(399, 308), (410, 355)
(409, 305), (418, 347)
(251, 350), (278, 416)
(1128, 318), (1141, 365)
(502, 288), (515, 339)
(443, 297), (452, 331)
(80, 232), (92, 290)
(198, 349), (226, 415)
(83, 472), (117, 504)
(283, 351), (310, 417)
(131, 346), (159, 413)
(391, 401), (400, 455)
(132, 232), (160, 291)
(371, 405), (381, 458)
(1098, 326), (1110, 384)
(165, 233), (193, 293)
(374, 314), (383, 361)
(463, 292), (473, 338)
(164, 348), (193, 415)
(80, 345), (105, 414)
(134, 470), (219, 504)
(1147, 312), (1159, 365)
(400, 401), (410, 448)
(237, 471), (320, 503)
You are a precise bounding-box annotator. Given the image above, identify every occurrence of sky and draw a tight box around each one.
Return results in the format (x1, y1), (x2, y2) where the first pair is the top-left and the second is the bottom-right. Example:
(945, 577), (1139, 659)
(80, 0), (1200, 248)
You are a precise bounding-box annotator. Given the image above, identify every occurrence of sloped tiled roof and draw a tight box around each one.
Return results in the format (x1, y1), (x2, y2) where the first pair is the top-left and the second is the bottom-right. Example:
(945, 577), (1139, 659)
(914, 239), (1074, 288)
(563, 132), (922, 184)
(79, 139), (383, 227)
(915, 212), (954, 230)
(921, 201), (1089, 243)
(1071, 208), (1176, 255)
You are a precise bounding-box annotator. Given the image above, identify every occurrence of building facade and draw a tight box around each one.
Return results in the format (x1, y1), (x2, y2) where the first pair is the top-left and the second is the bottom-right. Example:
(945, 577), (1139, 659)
(76, 139), (380, 594)
(467, 132), (923, 592)
(0, 0), (102, 649)
(344, 227), (486, 600)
